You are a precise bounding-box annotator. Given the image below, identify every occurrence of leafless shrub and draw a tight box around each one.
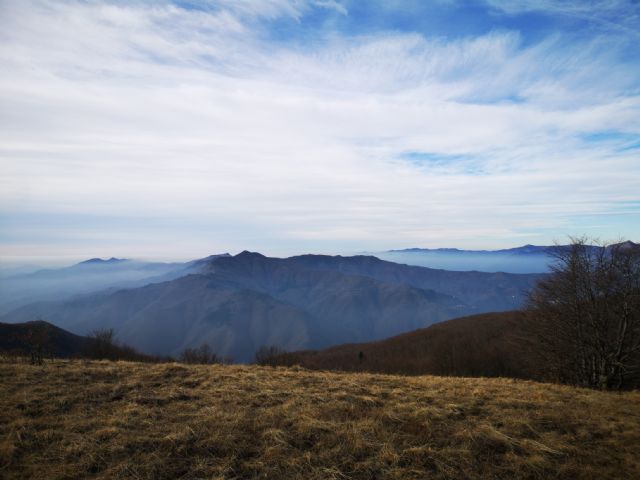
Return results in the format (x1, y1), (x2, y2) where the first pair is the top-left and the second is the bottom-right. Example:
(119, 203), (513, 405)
(526, 237), (640, 389)
(179, 344), (222, 364)
(84, 328), (159, 362)
(86, 328), (118, 360)
(26, 324), (48, 365)
(254, 345), (286, 366)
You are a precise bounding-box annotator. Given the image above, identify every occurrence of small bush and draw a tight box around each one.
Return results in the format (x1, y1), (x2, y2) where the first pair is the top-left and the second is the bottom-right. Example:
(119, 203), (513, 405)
(179, 344), (221, 364)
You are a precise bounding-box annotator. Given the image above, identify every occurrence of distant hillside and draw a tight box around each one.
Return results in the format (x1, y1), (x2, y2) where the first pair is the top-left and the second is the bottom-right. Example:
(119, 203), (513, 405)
(77, 257), (129, 265)
(0, 257), (203, 314)
(0, 320), (156, 361)
(372, 244), (555, 272)
(0, 320), (89, 358)
(373, 242), (639, 273)
(279, 253), (539, 311)
(1, 252), (541, 362)
(271, 311), (535, 378)
(388, 244), (553, 255)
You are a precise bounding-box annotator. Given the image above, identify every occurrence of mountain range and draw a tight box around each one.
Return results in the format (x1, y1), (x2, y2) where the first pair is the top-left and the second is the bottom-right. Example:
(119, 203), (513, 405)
(0, 251), (541, 362)
(0, 255), (230, 314)
(371, 242), (639, 273)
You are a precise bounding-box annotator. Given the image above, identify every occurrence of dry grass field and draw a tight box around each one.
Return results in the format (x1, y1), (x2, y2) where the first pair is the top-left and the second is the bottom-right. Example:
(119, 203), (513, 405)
(1, 359), (639, 479)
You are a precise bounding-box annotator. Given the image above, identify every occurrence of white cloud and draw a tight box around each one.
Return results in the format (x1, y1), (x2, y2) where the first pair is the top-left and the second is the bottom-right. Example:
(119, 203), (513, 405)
(0, 0), (638, 259)
(485, 0), (640, 38)
(313, 0), (348, 16)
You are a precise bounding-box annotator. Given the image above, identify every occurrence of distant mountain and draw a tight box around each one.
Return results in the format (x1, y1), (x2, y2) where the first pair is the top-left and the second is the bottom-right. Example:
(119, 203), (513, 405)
(377, 244), (563, 273)
(77, 257), (129, 265)
(281, 253), (538, 311)
(395, 243), (625, 256)
(0, 264), (44, 278)
(494, 244), (553, 254)
(389, 244), (553, 255)
(2, 252), (541, 362)
(617, 240), (640, 252)
(0, 255), (229, 314)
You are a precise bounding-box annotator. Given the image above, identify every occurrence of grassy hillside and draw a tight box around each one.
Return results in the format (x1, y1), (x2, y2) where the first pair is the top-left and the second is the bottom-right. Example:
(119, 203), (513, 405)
(271, 311), (534, 378)
(1, 359), (639, 479)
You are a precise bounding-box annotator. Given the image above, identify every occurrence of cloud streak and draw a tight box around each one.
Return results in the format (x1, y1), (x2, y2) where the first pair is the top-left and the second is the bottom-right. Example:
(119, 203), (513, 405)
(485, 0), (640, 39)
(0, 0), (638, 261)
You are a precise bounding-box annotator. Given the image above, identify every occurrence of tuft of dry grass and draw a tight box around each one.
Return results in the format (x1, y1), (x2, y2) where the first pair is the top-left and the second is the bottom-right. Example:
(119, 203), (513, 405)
(1, 359), (639, 479)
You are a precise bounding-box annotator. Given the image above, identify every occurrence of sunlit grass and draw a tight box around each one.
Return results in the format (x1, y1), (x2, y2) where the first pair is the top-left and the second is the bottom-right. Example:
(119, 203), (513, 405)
(1, 359), (639, 479)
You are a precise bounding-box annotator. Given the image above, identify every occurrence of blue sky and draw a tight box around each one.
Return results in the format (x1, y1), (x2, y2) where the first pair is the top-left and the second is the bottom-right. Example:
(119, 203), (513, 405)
(0, 0), (639, 263)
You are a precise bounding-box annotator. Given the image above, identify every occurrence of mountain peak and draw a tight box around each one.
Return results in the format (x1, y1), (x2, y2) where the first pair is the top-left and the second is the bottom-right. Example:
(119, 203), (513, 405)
(78, 257), (128, 265)
(235, 251), (266, 259)
(615, 240), (638, 251)
(192, 253), (231, 262)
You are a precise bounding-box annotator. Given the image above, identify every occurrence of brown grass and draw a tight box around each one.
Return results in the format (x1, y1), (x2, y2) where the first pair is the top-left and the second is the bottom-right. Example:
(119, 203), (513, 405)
(1, 359), (639, 479)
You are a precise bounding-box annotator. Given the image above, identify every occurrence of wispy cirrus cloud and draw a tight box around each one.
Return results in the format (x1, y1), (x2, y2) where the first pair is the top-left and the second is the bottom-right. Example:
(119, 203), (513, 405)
(0, 0), (638, 261)
(485, 0), (640, 38)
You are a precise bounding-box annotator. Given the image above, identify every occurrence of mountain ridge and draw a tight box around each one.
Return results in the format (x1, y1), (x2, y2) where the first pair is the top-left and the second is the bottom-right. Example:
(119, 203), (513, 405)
(373, 242), (640, 273)
(2, 252), (541, 362)
(77, 257), (129, 265)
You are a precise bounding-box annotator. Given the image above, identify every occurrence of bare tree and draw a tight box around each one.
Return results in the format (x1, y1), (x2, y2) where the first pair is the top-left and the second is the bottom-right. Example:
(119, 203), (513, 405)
(87, 328), (117, 360)
(26, 323), (48, 365)
(526, 237), (640, 389)
(255, 345), (286, 366)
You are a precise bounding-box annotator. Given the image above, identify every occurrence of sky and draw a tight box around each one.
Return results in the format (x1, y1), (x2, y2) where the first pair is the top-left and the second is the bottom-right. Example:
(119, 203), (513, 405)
(0, 0), (639, 263)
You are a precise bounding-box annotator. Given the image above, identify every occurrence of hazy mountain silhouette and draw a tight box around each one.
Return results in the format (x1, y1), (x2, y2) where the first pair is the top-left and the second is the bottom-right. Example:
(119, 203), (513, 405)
(1, 252), (541, 362)
(372, 242), (637, 273)
(279, 253), (537, 311)
(0, 255), (230, 314)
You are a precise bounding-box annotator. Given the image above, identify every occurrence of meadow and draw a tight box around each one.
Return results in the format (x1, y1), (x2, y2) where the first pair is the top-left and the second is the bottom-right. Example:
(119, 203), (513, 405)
(1, 359), (639, 479)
